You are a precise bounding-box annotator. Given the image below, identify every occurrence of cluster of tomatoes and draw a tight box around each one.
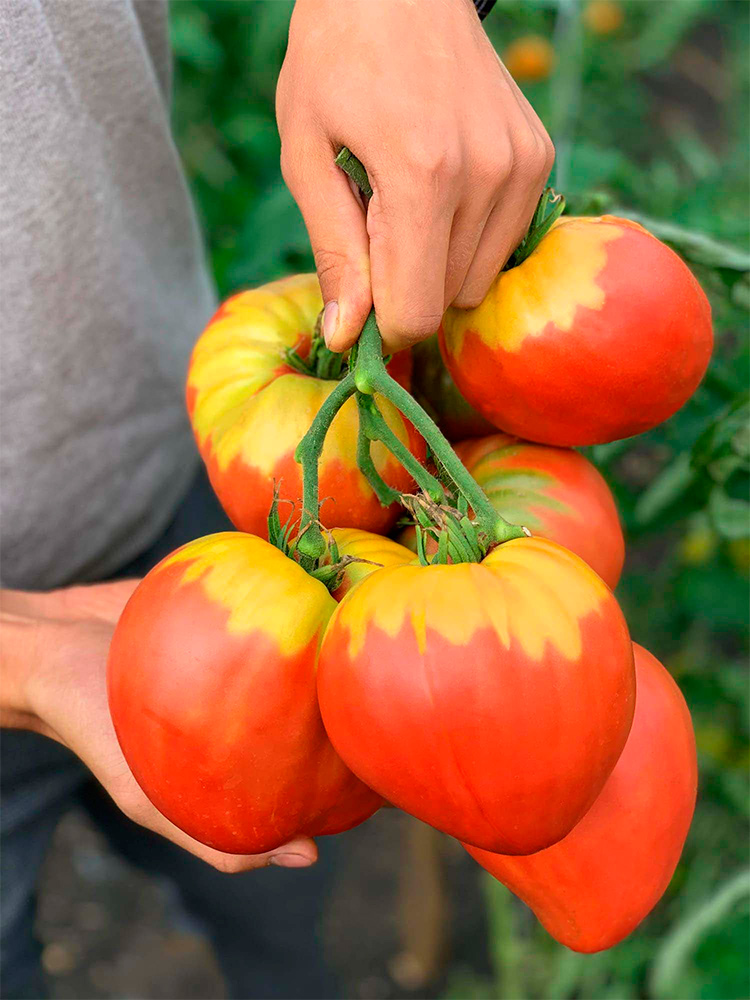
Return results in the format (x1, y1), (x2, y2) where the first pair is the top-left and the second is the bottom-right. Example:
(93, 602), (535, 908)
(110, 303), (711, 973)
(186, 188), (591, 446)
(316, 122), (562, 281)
(108, 211), (712, 953)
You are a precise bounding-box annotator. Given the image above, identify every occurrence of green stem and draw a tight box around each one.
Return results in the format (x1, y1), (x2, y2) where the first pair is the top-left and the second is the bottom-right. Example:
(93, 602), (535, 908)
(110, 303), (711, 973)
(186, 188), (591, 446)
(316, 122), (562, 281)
(358, 393), (445, 503)
(355, 395), (401, 506)
(354, 315), (524, 544)
(294, 371), (357, 560)
(335, 147), (373, 199)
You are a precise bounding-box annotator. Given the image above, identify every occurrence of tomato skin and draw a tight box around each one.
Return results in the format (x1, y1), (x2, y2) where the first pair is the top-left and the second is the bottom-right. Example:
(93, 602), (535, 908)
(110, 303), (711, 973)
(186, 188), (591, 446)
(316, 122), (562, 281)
(440, 217), (713, 446)
(107, 533), (382, 855)
(187, 275), (424, 537)
(410, 336), (495, 441)
(328, 527), (414, 600)
(399, 434), (624, 588)
(458, 434), (624, 588)
(317, 537), (635, 855)
(464, 644), (697, 953)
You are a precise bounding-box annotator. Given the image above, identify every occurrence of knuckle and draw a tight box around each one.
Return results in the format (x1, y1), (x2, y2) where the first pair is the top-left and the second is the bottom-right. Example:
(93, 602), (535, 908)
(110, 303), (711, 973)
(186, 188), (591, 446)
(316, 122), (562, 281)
(312, 246), (348, 284)
(514, 129), (545, 171)
(407, 141), (462, 181)
(541, 132), (556, 173)
(477, 143), (514, 188)
(396, 310), (445, 344)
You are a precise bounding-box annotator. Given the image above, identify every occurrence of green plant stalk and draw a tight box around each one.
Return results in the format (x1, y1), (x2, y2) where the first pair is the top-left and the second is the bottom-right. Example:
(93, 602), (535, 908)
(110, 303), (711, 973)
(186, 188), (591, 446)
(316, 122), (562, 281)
(355, 396), (401, 506)
(294, 371), (357, 561)
(353, 313), (525, 544)
(358, 393), (445, 502)
(335, 147), (373, 198)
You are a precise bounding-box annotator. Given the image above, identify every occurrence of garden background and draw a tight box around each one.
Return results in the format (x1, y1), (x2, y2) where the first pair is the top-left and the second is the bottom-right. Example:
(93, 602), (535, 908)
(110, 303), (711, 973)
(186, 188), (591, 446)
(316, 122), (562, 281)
(36, 2), (749, 998)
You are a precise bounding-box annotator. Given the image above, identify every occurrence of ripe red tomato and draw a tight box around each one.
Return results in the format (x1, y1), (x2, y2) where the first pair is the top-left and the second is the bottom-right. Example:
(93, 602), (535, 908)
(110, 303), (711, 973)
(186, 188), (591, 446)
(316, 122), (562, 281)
(187, 274), (424, 537)
(107, 532), (383, 855)
(440, 217), (713, 446)
(457, 434), (624, 587)
(399, 433), (625, 588)
(409, 335), (495, 441)
(317, 536), (635, 855)
(464, 644), (697, 952)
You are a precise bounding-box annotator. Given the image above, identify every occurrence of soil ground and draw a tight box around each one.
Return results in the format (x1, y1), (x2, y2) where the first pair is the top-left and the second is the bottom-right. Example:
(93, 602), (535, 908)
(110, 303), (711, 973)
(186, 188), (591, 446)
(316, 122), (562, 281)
(36, 806), (490, 999)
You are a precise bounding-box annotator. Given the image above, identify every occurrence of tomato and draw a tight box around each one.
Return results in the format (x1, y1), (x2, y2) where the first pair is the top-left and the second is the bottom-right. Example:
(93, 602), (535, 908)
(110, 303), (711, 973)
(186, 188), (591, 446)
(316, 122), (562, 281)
(327, 527), (414, 600)
(409, 336), (495, 441)
(502, 35), (555, 83)
(440, 217), (713, 446)
(107, 531), (383, 855)
(187, 274), (424, 537)
(457, 434), (624, 587)
(464, 644), (697, 952)
(317, 536), (635, 855)
(399, 434), (624, 588)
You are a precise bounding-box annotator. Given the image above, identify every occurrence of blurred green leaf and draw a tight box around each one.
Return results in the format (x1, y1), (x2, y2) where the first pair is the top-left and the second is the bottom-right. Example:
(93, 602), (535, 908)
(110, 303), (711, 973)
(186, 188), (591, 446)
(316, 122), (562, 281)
(615, 212), (750, 271)
(650, 868), (750, 998)
(708, 486), (750, 539)
(634, 452), (696, 526)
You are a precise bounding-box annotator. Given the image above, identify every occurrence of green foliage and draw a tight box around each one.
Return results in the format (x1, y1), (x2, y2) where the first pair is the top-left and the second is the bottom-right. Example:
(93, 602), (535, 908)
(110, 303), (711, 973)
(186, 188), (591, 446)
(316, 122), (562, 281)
(170, 1), (749, 997)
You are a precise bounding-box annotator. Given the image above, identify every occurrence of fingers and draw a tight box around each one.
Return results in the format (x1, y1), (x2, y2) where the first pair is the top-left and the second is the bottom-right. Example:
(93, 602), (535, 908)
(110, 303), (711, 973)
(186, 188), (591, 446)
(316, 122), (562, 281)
(367, 150), (459, 352)
(281, 136), (372, 352)
(453, 183), (540, 309)
(454, 136), (554, 309)
(116, 777), (319, 873)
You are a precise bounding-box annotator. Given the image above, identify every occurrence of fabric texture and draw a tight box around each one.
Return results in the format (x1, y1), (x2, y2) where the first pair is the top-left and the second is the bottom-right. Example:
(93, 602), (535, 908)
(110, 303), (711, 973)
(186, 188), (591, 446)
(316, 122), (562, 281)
(0, 0), (216, 589)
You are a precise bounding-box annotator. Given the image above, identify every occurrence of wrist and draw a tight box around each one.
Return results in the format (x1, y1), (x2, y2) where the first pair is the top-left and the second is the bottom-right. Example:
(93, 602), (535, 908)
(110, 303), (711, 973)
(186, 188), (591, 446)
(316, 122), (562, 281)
(0, 594), (47, 728)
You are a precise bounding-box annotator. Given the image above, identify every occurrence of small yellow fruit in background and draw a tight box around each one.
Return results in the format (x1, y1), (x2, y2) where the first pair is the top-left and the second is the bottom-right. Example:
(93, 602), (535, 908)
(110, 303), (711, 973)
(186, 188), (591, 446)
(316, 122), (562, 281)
(679, 519), (718, 566)
(728, 537), (750, 575)
(584, 0), (624, 35)
(502, 35), (555, 83)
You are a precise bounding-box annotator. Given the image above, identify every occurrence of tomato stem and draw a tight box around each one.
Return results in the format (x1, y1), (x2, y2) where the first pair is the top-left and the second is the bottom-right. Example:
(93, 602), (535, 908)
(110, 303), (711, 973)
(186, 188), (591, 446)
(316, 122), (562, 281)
(294, 371), (357, 560)
(355, 396), (402, 507)
(353, 311), (525, 545)
(357, 392), (445, 502)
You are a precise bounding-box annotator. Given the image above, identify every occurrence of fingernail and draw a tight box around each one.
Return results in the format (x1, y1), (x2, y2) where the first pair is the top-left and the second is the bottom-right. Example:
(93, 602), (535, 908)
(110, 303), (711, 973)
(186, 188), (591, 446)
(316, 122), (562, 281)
(269, 852), (315, 869)
(323, 300), (339, 347)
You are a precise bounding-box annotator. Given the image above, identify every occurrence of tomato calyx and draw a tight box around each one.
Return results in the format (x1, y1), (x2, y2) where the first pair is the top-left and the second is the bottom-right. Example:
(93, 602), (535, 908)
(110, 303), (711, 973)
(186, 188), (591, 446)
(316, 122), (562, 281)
(504, 186), (566, 271)
(284, 312), (348, 381)
(266, 487), (382, 589)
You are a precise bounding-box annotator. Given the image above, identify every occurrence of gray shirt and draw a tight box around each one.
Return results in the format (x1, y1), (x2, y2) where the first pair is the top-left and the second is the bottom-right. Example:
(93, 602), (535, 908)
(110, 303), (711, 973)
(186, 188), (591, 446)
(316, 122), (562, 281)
(1, 0), (216, 589)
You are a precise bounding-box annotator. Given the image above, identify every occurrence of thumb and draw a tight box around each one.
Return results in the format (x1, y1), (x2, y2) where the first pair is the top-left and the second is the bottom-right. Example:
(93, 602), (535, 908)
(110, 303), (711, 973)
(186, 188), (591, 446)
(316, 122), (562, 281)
(283, 142), (372, 352)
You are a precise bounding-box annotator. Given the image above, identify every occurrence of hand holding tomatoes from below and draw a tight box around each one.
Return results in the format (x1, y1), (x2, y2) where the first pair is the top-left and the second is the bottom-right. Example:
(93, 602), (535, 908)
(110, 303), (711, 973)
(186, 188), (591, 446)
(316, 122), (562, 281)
(276, 0), (554, 353)
(0, 584), (317, 871)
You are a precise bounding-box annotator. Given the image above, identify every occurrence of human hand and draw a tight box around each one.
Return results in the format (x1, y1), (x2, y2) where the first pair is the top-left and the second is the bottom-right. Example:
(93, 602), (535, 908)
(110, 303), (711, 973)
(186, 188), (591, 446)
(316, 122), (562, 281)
(276, 0), (554, 353)
(0, 582), (318, 872)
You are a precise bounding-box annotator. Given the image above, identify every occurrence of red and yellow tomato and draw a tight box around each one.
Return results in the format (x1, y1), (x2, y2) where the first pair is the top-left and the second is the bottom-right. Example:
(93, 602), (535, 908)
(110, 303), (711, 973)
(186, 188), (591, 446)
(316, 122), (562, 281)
(410, 335), (495, 441)
(440, 217), (713, 446)
(187, 275), (424, 537)
(399, 433), (625, 588)
(107, 531), (384, 855)
(317, 536), (635, 855)
(327, 527), (414, 600)
(465, 644), (697, 952)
